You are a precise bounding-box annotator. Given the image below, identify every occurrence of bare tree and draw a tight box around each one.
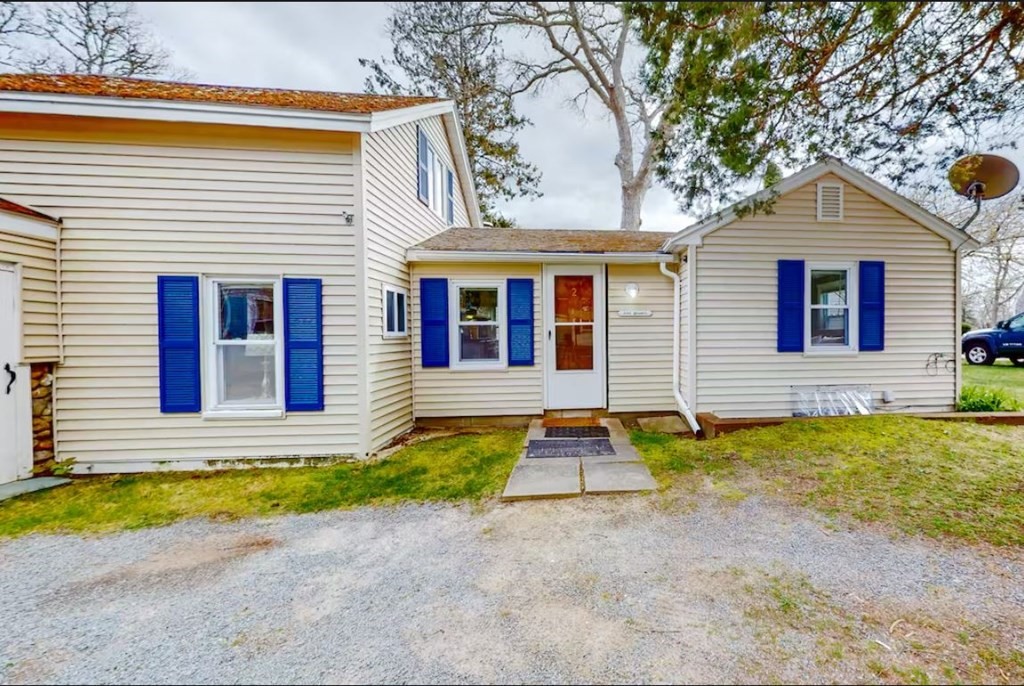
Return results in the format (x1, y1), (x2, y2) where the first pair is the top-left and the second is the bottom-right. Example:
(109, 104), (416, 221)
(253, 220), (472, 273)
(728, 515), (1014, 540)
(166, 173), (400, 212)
(918, 190), (1024, 327)
(0, 1), (31, 67)
(488, 2), (669, 230)
(14, 1), (188, 78)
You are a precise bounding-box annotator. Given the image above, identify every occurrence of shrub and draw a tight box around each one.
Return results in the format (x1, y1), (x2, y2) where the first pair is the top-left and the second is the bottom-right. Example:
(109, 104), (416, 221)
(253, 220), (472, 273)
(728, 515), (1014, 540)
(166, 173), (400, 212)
(957, 385), (1022, 412)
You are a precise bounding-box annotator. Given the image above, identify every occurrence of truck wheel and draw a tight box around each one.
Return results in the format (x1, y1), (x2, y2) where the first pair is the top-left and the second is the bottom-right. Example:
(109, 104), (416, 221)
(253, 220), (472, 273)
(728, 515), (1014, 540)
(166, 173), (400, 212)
(965, 343), (994, 365)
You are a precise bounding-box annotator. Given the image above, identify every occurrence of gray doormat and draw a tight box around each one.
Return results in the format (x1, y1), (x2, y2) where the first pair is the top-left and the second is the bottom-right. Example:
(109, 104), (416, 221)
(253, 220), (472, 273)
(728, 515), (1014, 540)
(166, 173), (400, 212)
(544, 426), (611, 439)
(526, 438), (616, 458)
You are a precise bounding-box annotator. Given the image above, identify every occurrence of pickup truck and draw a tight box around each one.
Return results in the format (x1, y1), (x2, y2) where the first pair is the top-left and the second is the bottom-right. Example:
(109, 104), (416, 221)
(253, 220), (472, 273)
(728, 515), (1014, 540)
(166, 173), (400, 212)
(962, 312), (1024, 365)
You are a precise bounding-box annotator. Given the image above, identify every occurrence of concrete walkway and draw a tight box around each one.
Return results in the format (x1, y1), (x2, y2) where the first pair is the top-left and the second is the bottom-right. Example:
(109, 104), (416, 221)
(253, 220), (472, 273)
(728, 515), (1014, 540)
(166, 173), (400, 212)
(501, 419), (656, 501)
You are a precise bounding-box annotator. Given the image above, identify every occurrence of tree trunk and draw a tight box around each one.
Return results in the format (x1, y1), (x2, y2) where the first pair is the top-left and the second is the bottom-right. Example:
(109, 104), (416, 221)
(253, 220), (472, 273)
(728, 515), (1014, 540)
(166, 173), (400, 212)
(620, 181), (646, 230)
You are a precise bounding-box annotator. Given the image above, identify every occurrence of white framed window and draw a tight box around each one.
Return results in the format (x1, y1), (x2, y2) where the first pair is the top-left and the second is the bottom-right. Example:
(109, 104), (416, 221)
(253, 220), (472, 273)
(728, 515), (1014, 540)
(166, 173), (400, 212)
(449, 280), (507, 370)
(383, 284), (408, 338)
(423, 141), (453, 225)
(204, 277), (285, 418)
(805, 262), (858, 353)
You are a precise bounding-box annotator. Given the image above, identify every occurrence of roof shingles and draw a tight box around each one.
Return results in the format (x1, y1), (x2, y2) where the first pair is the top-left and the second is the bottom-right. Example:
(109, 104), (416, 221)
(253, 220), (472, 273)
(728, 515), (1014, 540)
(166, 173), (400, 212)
(413, 228), (675, 254)
(0, 73), (440, 115)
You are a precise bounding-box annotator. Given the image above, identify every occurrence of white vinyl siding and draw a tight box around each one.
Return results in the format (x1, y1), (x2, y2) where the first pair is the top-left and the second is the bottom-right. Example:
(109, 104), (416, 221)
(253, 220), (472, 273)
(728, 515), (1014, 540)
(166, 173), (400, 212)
(607, 264), (675, 412)
(0, 228), (58, 362)
(363, 116), (471, 450)
(412, 262), (541, 418)
(695, 173), (957, 418)
(0, 116), (362, 468)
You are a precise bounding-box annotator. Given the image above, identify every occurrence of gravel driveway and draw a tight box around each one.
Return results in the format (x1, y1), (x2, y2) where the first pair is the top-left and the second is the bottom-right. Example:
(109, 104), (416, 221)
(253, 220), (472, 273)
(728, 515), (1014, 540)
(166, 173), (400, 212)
(1, 494), (1022, 684)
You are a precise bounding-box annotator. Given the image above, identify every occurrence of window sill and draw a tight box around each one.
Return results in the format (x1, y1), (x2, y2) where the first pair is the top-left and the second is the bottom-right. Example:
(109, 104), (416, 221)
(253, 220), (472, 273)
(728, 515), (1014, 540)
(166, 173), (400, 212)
(202, 408), (285, 420)
(382, 332), (409, 340)
(448, 362), (508, 372)
(802, 349), (859, 358)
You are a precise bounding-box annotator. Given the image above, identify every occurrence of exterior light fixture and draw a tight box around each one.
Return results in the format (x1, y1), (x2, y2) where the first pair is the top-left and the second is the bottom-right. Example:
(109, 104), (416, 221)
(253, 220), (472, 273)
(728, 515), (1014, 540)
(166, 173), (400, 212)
(624, 282), (640, 299)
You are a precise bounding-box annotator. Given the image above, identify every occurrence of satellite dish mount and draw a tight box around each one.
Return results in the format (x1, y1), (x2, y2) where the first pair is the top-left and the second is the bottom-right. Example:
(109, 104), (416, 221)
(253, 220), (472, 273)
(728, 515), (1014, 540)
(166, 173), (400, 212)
(947, 154), (1020, 231)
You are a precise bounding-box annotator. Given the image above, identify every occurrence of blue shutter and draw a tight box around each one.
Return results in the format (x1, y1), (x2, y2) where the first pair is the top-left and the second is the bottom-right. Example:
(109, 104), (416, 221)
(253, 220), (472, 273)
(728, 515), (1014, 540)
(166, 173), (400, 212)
(507, 278), (534, 366)
(777, 260), (805, 353)
(157, 275), (201, 413)
(420, 278), (449, 367)
(417, 126), (429, 204)
(859, 261), (885, 351)
(284, 278), (323, 411)
(446, 168), (455, 224)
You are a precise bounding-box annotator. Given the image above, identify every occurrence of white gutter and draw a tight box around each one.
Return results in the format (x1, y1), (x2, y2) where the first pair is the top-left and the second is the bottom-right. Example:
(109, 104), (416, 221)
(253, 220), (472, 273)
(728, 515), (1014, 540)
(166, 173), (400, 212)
(659, 261), (701, 435)
(407, 249), (673, 264)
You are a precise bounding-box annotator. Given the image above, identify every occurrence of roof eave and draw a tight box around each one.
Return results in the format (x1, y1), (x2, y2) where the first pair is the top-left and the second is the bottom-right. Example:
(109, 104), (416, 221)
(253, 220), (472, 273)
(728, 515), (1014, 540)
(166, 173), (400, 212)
(0, 207), (59, 241)
(407, 249), (673, 264)
(0, 90), (454, 134)
(662, 157), (972, 252)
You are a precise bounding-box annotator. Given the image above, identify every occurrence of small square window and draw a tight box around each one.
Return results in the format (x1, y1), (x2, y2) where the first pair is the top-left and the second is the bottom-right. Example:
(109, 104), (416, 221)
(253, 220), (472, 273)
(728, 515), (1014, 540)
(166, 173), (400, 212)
(383, 285), (408, 338)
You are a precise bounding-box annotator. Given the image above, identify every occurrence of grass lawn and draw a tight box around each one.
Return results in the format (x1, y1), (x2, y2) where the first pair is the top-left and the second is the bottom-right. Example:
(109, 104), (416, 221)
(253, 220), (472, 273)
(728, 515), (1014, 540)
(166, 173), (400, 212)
(634, 416), (1024, 547)
(963, 359), (1024, 404)
(0, 430), (524, 538)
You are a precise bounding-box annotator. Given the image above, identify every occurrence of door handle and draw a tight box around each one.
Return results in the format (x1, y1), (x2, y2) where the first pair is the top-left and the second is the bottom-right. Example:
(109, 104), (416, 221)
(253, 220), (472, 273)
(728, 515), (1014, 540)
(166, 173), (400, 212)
(4, 363), (14, 395)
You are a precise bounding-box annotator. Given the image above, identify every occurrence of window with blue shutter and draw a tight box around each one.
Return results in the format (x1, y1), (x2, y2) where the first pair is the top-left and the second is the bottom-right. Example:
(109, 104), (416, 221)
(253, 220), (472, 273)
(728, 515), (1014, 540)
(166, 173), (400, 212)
(507, 278), (534, 366)
(417, 126), (429, 204)
(859, 261), (885, 351)
(446, 168), (455, 225)
(420, 278), (449, 367)
(157, 275), (201, 413)
(777, 260), (805, 352)
(284, 278), (324, 411)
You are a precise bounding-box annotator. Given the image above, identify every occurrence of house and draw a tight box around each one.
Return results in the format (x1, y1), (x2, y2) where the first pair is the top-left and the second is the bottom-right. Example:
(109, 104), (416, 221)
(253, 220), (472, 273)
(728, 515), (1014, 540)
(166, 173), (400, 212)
(0, 74), (974, 481)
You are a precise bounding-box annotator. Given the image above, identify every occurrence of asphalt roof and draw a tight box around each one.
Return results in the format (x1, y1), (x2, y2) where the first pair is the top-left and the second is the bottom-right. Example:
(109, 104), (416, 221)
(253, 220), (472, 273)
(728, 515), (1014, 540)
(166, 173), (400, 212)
(0, 73), (441, 114)
(412, 228), (675, 254)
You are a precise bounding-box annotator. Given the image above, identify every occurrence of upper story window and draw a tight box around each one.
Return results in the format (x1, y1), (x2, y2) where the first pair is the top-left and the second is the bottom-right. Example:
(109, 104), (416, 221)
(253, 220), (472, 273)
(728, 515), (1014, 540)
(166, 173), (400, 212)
(417, 126), (455, 225)
(806, 263), (857, 352)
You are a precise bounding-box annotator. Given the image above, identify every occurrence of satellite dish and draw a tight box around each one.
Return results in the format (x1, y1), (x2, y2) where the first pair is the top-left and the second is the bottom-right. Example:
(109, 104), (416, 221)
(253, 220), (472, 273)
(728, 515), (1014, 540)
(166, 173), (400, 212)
(948, 153), (1020, 200)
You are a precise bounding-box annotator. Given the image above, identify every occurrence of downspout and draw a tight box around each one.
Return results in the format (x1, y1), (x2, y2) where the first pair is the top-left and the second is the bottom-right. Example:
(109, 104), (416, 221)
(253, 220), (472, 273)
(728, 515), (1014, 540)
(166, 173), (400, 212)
(659, 260), (701, 435)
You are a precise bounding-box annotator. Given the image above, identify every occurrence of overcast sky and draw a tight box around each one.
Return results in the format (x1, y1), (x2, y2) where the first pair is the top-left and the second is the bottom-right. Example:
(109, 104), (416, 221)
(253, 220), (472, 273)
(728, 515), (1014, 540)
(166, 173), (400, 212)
(136, 1), (690, 231)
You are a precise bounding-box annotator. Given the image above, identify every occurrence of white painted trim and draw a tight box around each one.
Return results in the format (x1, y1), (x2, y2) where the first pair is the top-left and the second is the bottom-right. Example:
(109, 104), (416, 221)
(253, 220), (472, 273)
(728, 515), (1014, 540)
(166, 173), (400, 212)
(69, 453), (355, 475)
(353, 135), (371, 458)
(440, 111), (484, 228)
(448, 279), (508, 371)
(658, 261), (701, 434)
(542, 264), (607, 410)
(407, 249), (672, 264)
(662, 157), (979, 251)
(804, 261), (859, 354)
(382, 283), (409, 338)
(955, 246), (964, 402)
(0, 209), (58, 241)
(816, 182), (844, 222)
(202, 276), (285, 417)
(0, 263), (32, 482)
(11, 262), (24, 364)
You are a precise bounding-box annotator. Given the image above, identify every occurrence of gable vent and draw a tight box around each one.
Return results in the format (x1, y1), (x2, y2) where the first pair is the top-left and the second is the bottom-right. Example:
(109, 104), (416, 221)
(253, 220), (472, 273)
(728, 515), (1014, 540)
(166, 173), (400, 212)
(817, 182), (844, 221)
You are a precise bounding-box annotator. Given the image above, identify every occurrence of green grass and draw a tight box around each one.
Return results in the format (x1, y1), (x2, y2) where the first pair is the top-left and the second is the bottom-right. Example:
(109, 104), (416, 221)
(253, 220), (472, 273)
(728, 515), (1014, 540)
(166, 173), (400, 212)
(633, 416), (1024, 547)
(963, 360), (1024, 404)
(0, 430), (524, 538)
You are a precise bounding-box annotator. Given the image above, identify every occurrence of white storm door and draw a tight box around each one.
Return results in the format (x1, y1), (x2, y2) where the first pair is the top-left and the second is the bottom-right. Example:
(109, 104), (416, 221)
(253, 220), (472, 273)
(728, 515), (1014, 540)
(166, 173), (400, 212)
(0, 265), (29, 485)
(543, 264), (606, 410)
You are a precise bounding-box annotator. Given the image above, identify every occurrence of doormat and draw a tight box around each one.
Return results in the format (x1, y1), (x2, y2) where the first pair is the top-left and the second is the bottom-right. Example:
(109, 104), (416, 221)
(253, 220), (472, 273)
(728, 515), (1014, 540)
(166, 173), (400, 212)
(526, 438), (616, 458)
(544, 426), (610, 439)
